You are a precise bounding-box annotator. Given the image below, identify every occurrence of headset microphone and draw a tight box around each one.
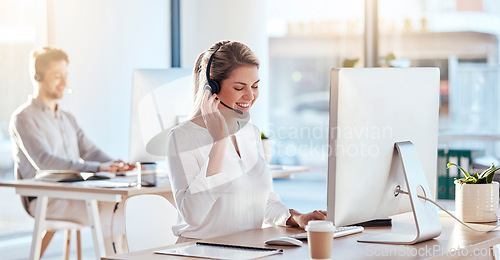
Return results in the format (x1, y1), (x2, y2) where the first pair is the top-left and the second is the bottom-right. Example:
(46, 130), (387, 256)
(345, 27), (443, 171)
(220, 99), (243, 114)
(34, 73), (72, 95)
(205, 85), (244, 115)
(205, 44), (244, 115)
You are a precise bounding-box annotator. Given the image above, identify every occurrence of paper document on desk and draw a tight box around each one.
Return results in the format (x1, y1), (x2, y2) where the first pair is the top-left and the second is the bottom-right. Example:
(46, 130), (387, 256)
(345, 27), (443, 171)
(155, 242), (283, 259)
(71, 180), (135, 188)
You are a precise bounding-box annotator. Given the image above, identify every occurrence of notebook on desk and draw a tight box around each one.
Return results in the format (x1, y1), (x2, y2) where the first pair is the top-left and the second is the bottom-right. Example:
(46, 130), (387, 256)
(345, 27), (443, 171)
(35, 170), (139, 188)
(71, 180), (136, 188)
(155, 242), (283, 260)
(72, 176), (140, 188)
(34, 170), (114, 182)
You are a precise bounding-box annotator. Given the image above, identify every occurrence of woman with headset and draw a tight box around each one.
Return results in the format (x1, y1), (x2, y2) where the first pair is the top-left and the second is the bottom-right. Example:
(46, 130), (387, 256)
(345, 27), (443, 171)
(166, 40), (326, 240)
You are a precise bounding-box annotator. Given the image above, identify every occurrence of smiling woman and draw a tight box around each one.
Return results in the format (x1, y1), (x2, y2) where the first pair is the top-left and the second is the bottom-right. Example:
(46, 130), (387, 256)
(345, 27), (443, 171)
(165, 40), (327, 241)
(217, 65), (260, 112)
(189, 41), (260, 118)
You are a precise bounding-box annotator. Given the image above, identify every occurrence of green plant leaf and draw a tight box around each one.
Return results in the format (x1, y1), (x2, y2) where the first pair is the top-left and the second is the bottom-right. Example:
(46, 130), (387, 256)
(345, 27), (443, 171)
(455, 176), (477, 184)
(467, 178), (477, 184)
(485, 167), (500, 184)
(452, 162), (500, 184)
(477, 176), (488, 184)
(479, 164), (494, 179)
(447, 163), (471, 178)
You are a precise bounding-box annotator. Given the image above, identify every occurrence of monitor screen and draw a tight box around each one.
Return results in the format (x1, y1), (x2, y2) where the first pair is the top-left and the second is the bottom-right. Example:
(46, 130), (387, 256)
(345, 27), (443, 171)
(129, 68), (193, 163)
(327, 68), (440, 228)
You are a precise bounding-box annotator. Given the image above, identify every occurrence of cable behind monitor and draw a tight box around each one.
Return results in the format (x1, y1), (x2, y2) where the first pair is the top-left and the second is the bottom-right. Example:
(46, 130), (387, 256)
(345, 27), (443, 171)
(396, 187), (500, 232)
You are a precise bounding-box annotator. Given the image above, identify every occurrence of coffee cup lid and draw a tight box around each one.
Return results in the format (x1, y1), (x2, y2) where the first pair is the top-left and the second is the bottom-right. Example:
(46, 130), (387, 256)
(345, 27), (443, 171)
(305, 220), (335, 232)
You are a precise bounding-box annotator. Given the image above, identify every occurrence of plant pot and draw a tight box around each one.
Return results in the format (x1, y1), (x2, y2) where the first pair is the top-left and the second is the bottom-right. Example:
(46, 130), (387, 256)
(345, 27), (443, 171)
(455, 181), (499, 223)
(261, 139), (273, 163)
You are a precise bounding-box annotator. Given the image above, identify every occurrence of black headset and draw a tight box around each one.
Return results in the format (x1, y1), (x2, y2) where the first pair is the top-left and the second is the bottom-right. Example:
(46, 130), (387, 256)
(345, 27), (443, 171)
(205, 43), (243, 115)
(205, 44), (223, 95)
(34, 73), (43, 82)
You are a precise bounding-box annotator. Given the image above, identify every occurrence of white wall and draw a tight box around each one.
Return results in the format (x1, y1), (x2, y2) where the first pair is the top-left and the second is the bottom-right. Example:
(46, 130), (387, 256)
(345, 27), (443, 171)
(180, 0), (270, 132)
(45, 0), (270, 160)
(46, 0), (170, 159)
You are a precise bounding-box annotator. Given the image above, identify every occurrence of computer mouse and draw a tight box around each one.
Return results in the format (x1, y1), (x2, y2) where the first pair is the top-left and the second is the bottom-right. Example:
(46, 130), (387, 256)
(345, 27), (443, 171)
(264, 237), (303, 246)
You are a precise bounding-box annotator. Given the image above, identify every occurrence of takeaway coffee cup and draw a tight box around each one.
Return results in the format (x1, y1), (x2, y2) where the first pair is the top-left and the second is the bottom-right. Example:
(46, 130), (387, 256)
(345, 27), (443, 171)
(306, 220), (335, 260)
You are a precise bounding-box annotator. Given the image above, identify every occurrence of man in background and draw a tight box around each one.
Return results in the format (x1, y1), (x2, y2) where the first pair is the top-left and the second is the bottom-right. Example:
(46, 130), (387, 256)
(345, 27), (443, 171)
(9, 46), (132, 253)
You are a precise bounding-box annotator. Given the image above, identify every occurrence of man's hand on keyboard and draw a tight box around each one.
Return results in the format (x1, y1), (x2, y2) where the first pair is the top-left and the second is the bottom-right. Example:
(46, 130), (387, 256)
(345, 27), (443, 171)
(99, 160), (135, 172)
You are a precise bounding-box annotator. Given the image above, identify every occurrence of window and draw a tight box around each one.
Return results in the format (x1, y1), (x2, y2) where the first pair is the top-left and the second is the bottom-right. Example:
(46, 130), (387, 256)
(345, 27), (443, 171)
(0, 0), (46, 172)
(267, 0), (500, 166)
(267, 0), (364, 166)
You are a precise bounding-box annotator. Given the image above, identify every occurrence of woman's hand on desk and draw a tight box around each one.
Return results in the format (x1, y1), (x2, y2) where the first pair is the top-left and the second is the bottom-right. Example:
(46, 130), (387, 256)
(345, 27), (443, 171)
(286, 209), (327, 229)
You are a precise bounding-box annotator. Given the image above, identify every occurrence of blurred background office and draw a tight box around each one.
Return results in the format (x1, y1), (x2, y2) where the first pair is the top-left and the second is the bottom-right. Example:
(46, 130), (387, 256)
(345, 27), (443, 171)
(1, 0), (500, 259)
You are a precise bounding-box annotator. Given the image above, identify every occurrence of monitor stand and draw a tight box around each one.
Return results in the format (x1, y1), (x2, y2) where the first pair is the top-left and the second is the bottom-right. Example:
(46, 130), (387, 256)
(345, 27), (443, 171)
(357, 141), (442, 245)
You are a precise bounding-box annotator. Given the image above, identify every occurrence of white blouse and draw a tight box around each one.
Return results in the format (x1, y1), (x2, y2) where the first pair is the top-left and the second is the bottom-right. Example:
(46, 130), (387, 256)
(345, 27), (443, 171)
(166, 120), (290, 239)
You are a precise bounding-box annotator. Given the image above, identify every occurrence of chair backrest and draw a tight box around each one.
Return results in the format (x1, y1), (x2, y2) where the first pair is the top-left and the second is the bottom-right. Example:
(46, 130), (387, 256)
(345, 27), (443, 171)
(20, 196), (34, 217)
(125, 194), (178, 252)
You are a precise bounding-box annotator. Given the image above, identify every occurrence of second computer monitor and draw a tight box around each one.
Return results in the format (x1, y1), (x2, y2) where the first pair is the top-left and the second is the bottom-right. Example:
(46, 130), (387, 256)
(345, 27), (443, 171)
(129, 68), (193, 163)
(327, 68), (440, 228)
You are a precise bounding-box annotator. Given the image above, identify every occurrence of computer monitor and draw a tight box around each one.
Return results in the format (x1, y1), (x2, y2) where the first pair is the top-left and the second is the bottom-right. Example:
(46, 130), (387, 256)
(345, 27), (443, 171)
(327, 68), (442, 244)
(129, 68), (193, 163)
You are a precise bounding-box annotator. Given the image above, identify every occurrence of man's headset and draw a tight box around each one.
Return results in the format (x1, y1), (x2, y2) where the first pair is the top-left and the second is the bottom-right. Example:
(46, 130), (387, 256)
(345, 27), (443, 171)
(34, 73), (43, 82)
(33, 71), (72, 94)
(205, 44), (243, 115)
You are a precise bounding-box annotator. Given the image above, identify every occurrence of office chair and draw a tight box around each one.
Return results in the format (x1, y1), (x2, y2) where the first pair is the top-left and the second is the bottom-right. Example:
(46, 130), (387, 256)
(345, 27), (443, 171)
(125, 194), (177, 252)
(21, 197), (84, 260)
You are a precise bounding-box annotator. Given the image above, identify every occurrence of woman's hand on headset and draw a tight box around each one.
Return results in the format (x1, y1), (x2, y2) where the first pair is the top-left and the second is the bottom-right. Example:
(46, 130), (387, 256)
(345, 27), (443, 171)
(201, 88), (229, 142)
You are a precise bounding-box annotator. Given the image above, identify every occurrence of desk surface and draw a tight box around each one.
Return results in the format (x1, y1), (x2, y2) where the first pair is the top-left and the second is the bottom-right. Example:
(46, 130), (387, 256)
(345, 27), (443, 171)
(103, 212), (500, 260)
(0, 177), (175, 258)
(0, 178), (172, 197)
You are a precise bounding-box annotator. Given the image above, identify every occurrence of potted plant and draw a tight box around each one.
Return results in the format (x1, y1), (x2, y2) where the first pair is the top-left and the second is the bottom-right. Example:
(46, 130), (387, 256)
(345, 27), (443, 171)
(448, 162), (500, 223)
(261, 132), (273, 163)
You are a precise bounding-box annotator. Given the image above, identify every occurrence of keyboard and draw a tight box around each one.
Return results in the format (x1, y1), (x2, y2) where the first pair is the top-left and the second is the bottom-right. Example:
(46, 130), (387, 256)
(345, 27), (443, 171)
(289, 226), (364, 240)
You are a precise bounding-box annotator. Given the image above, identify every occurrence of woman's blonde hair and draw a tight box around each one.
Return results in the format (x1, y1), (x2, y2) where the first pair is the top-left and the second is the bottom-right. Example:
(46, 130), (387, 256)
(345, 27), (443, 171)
(189, 40), (259, 118)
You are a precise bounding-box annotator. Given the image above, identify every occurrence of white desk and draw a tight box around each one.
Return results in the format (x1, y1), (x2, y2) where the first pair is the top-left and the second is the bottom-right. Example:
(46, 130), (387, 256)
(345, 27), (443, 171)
(0, 179), (173, 260)
(103, 212), (500, 259)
